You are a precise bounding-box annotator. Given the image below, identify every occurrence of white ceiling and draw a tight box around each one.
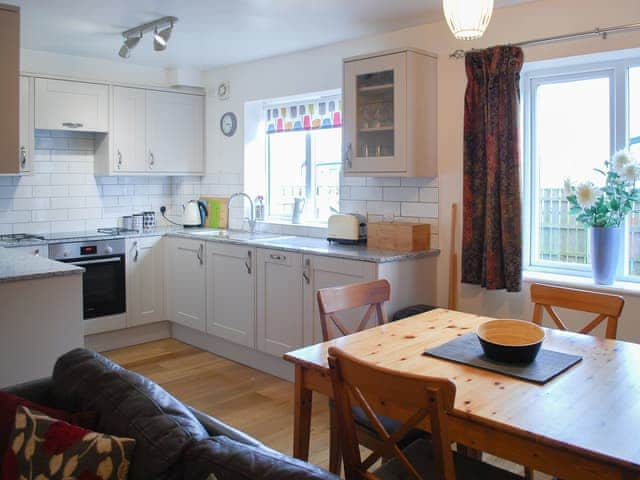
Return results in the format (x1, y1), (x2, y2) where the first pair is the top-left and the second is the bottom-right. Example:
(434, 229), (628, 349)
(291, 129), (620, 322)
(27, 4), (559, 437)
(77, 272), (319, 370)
(13, 0), (531, 70)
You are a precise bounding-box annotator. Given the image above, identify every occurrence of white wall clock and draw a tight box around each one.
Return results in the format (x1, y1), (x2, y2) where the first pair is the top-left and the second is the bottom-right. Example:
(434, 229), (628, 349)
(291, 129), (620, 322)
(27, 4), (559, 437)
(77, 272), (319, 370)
(220, 112), (237, 137)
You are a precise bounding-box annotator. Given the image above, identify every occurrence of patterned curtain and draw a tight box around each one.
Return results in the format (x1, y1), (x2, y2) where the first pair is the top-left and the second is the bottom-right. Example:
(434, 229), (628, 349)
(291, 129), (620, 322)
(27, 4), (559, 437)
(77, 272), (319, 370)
(265, 95), (342, 134)
(462, 46), (524, 292)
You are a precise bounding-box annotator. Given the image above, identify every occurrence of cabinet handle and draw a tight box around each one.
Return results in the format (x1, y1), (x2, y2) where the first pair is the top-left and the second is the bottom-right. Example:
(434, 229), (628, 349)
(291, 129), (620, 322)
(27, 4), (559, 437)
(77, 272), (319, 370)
(196, 244), (203, 265)
(20, 146), (26, 169)
(62, 122), (83, 129)
(132, 241), (139, 262)
(269, 253), (286, 261)
(344, 143), (353, 169)
(117, 150), (123, 170)
(149, 151), (155, 169)
(245, 250), (252, 274)
(34, 248), (40, 256)
(303, 258), (311, 284)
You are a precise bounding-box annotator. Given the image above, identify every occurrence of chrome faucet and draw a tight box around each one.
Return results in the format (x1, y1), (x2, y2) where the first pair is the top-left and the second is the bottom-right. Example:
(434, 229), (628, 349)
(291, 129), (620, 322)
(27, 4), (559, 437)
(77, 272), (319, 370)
(228, 192), (256, 234)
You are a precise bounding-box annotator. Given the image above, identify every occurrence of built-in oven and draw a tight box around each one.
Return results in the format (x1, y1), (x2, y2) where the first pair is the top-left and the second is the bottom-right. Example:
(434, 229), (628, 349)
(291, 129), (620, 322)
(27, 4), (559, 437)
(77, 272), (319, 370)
(49, 239), (126, 334)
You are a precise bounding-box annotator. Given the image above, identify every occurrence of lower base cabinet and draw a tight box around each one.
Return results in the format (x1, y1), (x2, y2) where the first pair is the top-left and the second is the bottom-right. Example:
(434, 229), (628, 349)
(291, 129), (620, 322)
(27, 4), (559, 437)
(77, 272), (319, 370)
(256, 249), (305, 356)
(206, 243), (256, 348)
(126, 236), (164, 327)
(256, 250), (377, 356)
(165, 237), (206, 331)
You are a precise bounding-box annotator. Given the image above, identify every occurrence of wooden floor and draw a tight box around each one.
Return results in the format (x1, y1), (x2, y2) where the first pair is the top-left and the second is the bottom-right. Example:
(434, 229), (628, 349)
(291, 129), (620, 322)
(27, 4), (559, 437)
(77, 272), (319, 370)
(104, 338), (549, 479)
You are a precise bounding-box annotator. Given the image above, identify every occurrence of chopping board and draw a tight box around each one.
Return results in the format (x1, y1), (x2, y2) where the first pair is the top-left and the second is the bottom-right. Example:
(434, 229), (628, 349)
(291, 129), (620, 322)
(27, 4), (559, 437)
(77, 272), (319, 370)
(200, 197), (229, 229)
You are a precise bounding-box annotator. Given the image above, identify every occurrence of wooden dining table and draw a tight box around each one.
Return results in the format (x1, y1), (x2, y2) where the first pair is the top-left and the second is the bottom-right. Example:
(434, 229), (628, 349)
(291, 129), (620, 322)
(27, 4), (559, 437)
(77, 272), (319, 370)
(283, 308), (640, 480)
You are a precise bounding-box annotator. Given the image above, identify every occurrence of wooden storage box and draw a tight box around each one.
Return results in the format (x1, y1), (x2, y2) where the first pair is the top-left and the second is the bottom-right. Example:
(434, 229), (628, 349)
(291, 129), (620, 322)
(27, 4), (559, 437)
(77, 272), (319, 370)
(367, 222), (431, 252)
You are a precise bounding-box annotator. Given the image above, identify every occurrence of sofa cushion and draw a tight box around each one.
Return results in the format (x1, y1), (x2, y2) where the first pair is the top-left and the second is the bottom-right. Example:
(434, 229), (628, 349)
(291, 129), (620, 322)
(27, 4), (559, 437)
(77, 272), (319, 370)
(51, 348), (208, 480)
(183, 436), (339, 480)
(0, 391), (96, 465)
(2, 406), (135, 480)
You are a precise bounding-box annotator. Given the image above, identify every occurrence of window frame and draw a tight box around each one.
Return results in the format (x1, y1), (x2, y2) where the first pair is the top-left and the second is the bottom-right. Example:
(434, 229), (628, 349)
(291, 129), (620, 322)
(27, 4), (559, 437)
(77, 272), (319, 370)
(522, 55), (640, 282)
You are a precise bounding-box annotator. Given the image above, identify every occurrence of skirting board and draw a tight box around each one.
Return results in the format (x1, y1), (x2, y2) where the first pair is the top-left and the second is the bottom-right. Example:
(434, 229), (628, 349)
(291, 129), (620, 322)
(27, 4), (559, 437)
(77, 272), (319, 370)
(85, 321), (171, 352)
(171, 323), (295, 382)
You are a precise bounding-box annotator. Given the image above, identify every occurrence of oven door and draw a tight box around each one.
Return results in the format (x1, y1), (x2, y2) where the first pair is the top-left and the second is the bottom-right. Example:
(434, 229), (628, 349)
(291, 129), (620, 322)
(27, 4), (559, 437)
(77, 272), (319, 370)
(65, 254), (126, 319)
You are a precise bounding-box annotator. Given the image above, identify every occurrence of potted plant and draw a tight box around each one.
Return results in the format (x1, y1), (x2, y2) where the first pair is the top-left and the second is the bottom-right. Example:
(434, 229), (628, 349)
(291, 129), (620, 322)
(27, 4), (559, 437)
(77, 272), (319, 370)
(564, 150), (640, 285)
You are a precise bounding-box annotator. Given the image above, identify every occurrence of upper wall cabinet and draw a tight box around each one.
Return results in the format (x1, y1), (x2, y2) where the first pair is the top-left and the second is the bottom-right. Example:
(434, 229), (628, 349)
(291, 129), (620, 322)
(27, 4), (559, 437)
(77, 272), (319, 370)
(342, 48), (437, 177)
(146, 90), (204, 175)
(19, 76), (34, 174)
(0, 5), (20, 175)
(35, 78), (109, 132)
(95, 87), (205, 176)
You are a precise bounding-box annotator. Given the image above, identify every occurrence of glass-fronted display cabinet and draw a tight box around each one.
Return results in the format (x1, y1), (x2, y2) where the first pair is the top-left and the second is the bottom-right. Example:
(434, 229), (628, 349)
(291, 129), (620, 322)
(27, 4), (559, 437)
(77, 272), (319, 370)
(343, 49), (437, 177)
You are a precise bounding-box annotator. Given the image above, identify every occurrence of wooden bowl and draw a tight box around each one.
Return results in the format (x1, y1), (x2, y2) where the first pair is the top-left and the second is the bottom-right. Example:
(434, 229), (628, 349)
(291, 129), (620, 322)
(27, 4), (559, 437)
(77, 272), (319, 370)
(476, 319), (545, 364)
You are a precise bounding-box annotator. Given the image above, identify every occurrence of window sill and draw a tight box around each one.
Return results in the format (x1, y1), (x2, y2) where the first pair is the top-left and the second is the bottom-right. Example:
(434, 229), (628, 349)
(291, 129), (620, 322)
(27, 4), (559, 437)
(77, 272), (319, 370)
(523, 270), (640, 297)
(259, 219), (328, 230)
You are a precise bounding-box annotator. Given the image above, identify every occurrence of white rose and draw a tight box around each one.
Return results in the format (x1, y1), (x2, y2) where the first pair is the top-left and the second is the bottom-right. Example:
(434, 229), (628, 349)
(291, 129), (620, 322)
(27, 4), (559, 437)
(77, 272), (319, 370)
(613, 150), (633, 173)
(575, 182), (599, 209)
(622, 163), (640, 182)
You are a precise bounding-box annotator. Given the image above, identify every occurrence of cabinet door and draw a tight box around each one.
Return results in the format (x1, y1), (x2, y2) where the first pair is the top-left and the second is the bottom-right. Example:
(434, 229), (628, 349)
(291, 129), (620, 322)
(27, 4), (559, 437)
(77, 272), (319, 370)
(165, 237), (206, 331)
(0, 6), (19, 174)
(35, 78), (109, 132)
(256, 249), (304, 356)
(113, 87), (147, 173)
(19, 76), (34, 174)
(146, 91), (204, 174)
(303, 254), (377, 345)
(127, 236), (164, 327)
(343, 52), (406, 174)
(206, 243), (255, 347)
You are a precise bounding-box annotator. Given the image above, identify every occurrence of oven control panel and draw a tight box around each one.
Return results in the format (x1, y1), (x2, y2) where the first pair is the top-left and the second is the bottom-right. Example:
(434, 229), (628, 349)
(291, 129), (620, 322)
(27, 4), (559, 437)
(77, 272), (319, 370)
(49, 239), (125, 260)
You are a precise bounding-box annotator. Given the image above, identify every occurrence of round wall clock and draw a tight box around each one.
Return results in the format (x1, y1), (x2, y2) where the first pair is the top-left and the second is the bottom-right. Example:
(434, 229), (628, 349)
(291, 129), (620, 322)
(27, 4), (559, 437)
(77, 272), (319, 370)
(220, 112), (237, 137)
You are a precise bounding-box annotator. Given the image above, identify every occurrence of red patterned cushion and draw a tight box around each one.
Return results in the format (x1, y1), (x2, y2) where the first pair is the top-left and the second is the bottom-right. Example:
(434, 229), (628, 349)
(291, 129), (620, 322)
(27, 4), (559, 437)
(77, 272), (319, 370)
(0, 391), (75, 460)
(1, 406), (135, 480)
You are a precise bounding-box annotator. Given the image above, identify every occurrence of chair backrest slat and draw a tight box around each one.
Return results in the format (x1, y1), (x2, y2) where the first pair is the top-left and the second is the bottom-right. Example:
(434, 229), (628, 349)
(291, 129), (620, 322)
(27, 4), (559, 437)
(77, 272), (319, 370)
(328, 346), (457, 480)
(317, 280), (390, 341)
(530, 283), (624, 339)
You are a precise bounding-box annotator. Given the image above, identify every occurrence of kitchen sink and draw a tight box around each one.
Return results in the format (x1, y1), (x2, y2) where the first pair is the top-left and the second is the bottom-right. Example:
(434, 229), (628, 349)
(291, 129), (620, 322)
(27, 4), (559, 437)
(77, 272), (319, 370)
(182, 229), (290, 242)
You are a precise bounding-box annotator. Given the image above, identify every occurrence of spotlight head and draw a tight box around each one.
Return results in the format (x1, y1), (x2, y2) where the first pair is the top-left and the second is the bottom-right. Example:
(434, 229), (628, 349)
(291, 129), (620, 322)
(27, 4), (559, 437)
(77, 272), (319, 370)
(153, 24), (172, 51)
(118, 43), (130, 59)
(119, 33), (141, 59)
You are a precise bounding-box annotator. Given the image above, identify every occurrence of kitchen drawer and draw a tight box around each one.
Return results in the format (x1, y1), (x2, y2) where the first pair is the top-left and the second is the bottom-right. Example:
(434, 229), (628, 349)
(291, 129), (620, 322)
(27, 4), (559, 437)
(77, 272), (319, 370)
(35, 78), (109, 132)
(9, 244), (49, 258)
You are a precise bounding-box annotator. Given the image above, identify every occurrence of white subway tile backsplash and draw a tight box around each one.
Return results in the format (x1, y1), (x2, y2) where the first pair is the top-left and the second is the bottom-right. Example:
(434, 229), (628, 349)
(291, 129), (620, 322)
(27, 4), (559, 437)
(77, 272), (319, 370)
(350, 186), (382, 201)
(400, 177), (438, 187)
(50, 197), (85, 209)
(0, 186), (33, 198)
(12, 198), (50, 211)
(33, 209), (68, 222)
(401, 202), (438, 218)
(366, 201), (401, 217)
(34, 186), (69, 197)
(366, 177), (401, 187)
(382, 187), (419, 202)
(419, 188), (438, 203)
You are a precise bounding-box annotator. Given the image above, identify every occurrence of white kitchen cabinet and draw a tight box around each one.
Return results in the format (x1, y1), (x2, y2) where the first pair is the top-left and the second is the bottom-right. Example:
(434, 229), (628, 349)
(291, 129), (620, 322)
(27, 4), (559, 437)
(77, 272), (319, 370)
(126, 236), (164, 327)
(256, 249), (305, 356)
(206, 243), (255, 347)
(35, 78), (109, 132)
(0, 4), (19, 176)
(343, 48), (437, 177)
(165, 237), (206, 331)
(8, 244), (48, 258)
(302, 254), (377, 344)
(18, 76), (34, 174)
(112, 86), (147, 173)
(146, 90), (204, 174)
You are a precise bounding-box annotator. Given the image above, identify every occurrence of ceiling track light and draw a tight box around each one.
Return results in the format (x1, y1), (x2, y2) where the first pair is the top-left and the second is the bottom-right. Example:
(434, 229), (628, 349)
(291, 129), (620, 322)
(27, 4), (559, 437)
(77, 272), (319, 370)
(118, 16), (178, 59)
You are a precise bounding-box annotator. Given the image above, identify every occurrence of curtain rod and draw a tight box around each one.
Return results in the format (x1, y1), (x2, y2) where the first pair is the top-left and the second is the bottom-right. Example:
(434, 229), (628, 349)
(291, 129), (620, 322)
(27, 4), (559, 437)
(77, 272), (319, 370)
(449, 22), (640, 59)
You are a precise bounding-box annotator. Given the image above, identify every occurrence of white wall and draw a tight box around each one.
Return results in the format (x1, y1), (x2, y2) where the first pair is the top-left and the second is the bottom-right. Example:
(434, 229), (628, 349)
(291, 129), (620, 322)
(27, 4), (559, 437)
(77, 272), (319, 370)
(201, 0), (640, 342)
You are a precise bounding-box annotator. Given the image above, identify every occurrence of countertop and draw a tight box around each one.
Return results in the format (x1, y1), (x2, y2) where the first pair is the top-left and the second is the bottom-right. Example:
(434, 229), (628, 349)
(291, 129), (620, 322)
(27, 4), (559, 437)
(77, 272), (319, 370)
(1, 227), (440, 264)
(167, 229), (440, 263)
(0, 247), (84, 283)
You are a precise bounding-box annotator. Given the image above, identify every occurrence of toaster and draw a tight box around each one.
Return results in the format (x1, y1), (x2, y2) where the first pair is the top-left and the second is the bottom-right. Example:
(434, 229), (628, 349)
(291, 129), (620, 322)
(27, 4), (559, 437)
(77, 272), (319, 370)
(327, 214), (367, 244)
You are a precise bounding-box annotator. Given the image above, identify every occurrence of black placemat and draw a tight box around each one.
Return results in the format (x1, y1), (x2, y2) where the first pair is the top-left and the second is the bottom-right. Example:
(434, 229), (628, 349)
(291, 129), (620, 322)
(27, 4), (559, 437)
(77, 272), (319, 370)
(423, 333), (582, 384)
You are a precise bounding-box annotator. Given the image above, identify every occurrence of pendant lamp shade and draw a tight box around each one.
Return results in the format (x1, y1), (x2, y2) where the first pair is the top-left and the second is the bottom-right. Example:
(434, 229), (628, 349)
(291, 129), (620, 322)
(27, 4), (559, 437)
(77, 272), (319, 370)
(443, 0), (494, 40)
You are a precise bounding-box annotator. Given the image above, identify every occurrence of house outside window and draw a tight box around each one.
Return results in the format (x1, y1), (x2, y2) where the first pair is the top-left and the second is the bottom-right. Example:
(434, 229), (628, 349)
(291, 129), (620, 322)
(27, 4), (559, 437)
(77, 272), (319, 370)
(522, 55), (640, 282)
(263, 94), (342, 224)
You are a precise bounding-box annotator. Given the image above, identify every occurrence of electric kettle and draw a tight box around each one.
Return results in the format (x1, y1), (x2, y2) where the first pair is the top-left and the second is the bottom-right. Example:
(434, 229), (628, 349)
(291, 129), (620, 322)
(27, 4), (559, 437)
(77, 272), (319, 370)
(182, 200), (204, 227)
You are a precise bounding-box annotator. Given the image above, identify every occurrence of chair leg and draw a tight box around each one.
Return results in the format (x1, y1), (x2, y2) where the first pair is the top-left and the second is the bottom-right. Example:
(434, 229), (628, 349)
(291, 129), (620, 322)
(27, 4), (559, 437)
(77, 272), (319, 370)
(329, 406), (342, 474)
(524, 466), (534, 479)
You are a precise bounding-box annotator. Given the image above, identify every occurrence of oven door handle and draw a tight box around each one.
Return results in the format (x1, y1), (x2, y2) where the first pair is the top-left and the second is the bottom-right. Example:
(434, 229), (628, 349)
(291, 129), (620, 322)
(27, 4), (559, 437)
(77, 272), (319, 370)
(71, 257), (122, 266)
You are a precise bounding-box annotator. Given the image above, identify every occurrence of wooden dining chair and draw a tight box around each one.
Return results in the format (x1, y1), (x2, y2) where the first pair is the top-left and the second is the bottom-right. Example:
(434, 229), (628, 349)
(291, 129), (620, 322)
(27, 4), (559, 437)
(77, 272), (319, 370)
(328, 346), (522, 480)
(530, 283), (624, 339)
(318, 279), (402, 474)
